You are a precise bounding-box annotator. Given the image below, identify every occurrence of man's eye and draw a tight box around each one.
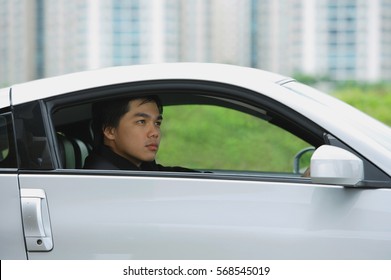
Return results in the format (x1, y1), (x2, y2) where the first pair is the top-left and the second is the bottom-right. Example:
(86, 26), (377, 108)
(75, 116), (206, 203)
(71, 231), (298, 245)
(155, 121), (162, 127)
(136, 120), (146, 124)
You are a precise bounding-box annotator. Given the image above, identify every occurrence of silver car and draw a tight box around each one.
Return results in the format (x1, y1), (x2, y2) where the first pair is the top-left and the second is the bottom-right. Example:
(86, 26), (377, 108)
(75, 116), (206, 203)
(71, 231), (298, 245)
(1, 63), (390, 259)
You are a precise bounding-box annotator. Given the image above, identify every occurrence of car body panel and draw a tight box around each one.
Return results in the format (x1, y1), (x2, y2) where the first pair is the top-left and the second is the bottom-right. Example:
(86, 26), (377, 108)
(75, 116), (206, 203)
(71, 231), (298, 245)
(0, 174), (27, 259)
(20, 173), (391, 260)
(10, 64), (289, 106)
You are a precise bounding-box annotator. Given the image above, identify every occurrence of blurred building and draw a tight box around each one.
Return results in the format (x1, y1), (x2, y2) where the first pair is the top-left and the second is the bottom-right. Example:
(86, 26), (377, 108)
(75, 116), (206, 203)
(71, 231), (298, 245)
(0, 0), (43, 85)
(179, 0), (251, 66)
(43, 0), (182, 77)
(256, 0), (391, 81)
(1, 0), (391, 85)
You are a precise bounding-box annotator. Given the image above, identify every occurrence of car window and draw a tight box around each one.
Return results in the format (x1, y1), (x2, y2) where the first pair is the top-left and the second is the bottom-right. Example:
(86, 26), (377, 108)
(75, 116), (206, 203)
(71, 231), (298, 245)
(0, 114), (17, 168)
(13, 101), (54, 169)
(157, 105), (312, 174)
(50, 89), (317, 175)
(0, 116), (9, 161)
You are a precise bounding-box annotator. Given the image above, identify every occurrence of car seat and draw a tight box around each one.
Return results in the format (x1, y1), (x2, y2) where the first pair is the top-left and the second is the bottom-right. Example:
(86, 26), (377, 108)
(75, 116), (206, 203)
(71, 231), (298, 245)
(57, 133), (90, 169)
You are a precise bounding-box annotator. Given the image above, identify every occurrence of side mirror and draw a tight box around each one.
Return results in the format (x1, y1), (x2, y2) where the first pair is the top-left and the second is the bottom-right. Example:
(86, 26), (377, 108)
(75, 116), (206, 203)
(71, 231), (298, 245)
(310, 145), (364, 186)
(293, 147), (315, 174)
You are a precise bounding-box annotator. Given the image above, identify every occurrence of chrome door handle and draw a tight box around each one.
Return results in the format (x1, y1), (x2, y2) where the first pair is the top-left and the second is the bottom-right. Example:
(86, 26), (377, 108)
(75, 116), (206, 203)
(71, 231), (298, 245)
(21, 189), (53, 251)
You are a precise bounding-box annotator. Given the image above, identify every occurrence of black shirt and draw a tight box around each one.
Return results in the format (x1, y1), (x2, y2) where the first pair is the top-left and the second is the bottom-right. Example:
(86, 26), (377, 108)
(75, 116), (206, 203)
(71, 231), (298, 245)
(83, 145), (196, 172)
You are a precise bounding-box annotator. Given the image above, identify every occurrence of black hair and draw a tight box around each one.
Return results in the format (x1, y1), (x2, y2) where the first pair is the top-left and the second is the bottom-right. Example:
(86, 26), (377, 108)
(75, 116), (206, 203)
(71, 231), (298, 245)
(91, 95), (163, 148)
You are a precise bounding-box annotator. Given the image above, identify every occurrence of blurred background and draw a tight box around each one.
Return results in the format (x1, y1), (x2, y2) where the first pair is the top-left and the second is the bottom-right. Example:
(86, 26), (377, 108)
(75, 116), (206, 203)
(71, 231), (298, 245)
(1, 0), (390, 124)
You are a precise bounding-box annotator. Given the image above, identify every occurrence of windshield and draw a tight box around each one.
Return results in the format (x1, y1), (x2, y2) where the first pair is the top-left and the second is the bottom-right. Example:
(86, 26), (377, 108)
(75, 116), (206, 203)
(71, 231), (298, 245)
(283, 82), (391, 151)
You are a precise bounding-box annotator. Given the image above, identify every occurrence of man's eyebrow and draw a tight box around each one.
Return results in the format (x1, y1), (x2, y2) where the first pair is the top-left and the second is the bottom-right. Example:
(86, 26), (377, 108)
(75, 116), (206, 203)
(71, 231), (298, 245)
(134, 112), (163, 120)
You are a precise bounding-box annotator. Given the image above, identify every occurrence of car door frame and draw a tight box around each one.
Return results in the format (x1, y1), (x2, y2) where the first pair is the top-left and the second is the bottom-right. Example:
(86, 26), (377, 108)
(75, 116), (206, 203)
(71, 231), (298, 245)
(0, 107), (27, 259)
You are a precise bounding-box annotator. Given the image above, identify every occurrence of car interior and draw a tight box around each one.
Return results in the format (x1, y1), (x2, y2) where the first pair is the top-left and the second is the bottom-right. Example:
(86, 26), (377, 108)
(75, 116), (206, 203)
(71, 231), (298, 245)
(53, 103), (94, 169)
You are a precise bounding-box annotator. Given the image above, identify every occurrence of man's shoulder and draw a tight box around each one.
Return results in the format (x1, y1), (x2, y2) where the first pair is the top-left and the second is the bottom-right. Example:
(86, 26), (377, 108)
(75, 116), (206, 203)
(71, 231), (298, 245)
(145, 161), (199, 173)
(83, 152), (119, 170)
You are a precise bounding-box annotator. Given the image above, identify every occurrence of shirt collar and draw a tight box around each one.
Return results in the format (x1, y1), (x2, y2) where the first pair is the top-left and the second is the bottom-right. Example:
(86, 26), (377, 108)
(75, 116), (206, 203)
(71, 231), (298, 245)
(98, 145), (141, 170)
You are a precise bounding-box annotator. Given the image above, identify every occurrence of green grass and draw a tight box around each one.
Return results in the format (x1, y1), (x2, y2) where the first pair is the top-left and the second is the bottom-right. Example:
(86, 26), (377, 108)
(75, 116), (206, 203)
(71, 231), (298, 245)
(157, 106), (310, 172)
(333, 84), (391, 126)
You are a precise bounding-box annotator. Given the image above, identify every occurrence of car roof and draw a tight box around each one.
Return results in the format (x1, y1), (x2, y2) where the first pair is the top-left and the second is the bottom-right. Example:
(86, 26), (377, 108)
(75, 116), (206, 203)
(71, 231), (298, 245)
(8, 63), (292, 106)
(0, 87), (10, 108)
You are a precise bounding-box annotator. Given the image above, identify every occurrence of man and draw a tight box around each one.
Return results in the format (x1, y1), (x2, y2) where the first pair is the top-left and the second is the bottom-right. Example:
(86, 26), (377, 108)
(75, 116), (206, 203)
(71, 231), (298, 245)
(84, 95), (193, 172)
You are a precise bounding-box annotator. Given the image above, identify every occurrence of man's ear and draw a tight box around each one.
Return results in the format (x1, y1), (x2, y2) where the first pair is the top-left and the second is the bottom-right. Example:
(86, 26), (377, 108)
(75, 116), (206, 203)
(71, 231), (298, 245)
(103, 126), (116, 141)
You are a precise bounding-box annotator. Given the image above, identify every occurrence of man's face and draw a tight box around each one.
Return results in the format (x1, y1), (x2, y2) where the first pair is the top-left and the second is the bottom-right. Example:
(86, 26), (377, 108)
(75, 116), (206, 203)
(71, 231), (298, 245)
(103, 99), (162, 167)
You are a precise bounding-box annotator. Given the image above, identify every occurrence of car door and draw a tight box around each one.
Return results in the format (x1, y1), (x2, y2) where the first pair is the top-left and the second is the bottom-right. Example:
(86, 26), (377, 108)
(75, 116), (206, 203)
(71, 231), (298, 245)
(17, 172), (391, 260)
(14, 81), (391, 260)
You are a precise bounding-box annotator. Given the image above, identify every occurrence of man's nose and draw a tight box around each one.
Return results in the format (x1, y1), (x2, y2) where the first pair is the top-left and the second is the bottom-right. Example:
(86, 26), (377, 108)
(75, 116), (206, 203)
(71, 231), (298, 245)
(148, 123), (160, 138)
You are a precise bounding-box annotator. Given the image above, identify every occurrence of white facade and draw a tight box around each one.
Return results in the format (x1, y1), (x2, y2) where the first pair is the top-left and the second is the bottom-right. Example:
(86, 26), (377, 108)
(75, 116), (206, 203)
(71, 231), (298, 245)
(179, 0), (212, 62)
(1, 0), (391, 85)
(179, 0), (251, 66)
(43, 0), (181, 77)
(257, 0), (391, 81)
(0, 0), (37, 85)
(44, 0), (89, 76)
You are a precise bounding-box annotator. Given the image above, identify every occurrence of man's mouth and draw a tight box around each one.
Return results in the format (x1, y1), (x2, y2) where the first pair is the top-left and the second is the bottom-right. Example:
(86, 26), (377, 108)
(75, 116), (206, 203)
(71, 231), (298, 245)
(146, 143), (159, 151)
